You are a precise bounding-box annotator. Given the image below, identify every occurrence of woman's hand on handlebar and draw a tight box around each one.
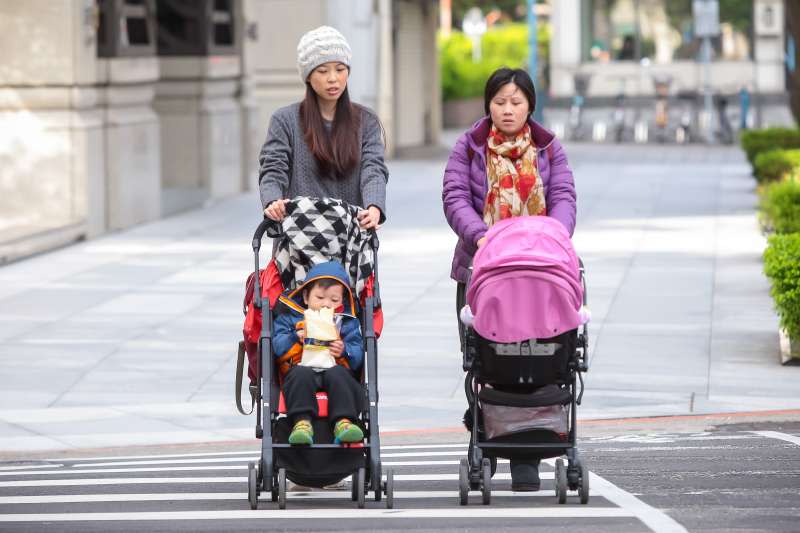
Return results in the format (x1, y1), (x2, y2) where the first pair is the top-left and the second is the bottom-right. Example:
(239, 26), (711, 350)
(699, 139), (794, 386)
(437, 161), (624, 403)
(264, 199), (288, 222)
(358, 206), (381, 230)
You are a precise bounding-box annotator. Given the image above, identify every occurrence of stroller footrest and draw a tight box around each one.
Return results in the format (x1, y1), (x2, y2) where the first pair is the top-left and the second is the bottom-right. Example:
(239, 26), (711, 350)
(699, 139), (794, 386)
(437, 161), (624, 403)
(277, 391), (328, 418)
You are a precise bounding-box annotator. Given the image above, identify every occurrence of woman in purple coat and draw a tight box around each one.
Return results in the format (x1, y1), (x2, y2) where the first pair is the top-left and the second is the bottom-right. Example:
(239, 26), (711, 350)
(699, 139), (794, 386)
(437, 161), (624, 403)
(441, 67), (577, 492)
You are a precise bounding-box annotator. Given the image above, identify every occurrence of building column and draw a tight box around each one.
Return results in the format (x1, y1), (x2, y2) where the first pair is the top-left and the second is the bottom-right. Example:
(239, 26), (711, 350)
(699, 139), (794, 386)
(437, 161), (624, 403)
(550, 0), (582, 98)
(154, 0), (243, 216)
(0, 0), (103, 262)
(99, 57), (162, 231)
(753, 0), (786, 93)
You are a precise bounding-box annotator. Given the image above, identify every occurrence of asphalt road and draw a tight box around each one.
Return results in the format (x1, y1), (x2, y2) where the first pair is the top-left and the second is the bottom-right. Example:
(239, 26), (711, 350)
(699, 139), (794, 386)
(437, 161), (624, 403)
(1, 417), (798, 532)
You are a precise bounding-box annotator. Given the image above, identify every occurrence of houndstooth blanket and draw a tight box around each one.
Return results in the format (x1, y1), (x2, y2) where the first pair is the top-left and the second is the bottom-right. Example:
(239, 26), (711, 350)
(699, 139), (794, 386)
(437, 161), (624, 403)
(272, 197), (375, 295)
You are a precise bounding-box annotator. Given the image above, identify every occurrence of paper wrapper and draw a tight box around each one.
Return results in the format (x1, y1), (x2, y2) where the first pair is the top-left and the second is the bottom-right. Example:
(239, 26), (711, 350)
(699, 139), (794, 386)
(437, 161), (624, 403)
(300, 308), (339, 369)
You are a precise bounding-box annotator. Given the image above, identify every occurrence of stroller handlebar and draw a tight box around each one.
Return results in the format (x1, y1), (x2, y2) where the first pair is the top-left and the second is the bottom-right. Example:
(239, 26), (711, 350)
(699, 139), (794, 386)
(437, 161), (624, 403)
(252, 218), (280, 251)
(252, 218), (380, 252)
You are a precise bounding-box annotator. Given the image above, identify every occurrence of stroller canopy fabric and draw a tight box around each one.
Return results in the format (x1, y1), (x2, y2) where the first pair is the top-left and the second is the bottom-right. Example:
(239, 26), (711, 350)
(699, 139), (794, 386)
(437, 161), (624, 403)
(466, 216), (583, 343)
(273, 197), (375, 295)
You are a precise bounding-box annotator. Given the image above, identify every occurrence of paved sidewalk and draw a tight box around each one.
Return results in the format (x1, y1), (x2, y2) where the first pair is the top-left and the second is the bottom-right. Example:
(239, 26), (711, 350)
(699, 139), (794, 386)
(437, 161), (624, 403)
(0, 141), (798, 453)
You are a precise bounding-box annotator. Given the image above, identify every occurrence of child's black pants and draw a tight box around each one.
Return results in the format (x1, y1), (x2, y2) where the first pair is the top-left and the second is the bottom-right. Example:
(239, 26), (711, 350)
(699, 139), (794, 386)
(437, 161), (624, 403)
(283, 364), (362, 425)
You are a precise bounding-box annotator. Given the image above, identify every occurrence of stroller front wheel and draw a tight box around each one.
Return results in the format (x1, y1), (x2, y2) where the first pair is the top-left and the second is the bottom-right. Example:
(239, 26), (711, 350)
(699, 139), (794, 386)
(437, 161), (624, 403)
(385, 469), (394, 509)
(277, 468), (287, 509)
(555, 459), (567, 504)
(579, 464), (590, 504)
(458, 458), (469, 506)
(481, 458), (492, 505)
(247, 462), (258, 510)
(356, 467), (366, 509)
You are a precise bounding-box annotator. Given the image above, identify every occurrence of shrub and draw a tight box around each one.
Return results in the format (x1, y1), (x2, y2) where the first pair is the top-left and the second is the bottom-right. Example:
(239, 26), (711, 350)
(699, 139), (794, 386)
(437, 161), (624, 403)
(740, 128), (800, 166)
(764, 233), (800, 340)
(439, 23), (549, 101)
(760, 178), (800, 234)
(753, 149), (800, 184)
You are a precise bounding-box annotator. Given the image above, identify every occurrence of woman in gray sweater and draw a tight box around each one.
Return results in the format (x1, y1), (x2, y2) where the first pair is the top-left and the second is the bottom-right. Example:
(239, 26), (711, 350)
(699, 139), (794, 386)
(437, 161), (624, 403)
(259, 26), (388, 229)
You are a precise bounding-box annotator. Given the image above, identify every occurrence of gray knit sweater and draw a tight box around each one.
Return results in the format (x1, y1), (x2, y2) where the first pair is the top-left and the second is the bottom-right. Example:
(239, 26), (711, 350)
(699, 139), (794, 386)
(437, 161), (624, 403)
(258, 103), (388, 220)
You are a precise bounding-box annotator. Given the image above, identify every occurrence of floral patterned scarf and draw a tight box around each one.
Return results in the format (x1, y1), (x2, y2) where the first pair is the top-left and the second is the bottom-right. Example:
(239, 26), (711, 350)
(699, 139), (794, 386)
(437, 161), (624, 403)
(483, 123), (546, 227)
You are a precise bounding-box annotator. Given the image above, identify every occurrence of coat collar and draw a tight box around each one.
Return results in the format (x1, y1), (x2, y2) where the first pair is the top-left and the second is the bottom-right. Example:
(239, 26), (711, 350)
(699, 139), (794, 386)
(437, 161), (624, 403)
(467, 116), (556, 156)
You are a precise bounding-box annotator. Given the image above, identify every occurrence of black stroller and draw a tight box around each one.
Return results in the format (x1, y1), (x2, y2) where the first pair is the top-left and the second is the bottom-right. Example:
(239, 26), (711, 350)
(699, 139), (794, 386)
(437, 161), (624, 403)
(457, 216), (590, 505)
(239, 198), (393, 509)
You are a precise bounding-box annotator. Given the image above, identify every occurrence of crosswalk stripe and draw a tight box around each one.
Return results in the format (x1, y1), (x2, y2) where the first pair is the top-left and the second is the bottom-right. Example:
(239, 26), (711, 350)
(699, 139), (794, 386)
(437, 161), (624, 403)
(77, 450), (467, 468)
(0, 508), (634, 521)
(750, 430), (800, 446)
(0, 472), (553, 488)
(0, 464), (63, 472)
(31, 443), (468, 465)
(0, 460), (510, 477)
(0, 490), (575, 505)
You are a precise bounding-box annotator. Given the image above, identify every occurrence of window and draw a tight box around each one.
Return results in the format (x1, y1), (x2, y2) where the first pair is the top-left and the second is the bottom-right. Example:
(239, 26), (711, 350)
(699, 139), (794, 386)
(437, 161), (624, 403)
(156, 0), (238, 56)
(97, 0), (157, 57)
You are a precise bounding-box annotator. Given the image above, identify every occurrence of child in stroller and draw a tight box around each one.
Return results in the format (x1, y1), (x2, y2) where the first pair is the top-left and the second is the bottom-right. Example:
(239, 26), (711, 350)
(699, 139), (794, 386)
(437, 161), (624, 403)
(238, 197), (393, 510)
(459, 215), (590, 505)
(273, 261), (365, 446)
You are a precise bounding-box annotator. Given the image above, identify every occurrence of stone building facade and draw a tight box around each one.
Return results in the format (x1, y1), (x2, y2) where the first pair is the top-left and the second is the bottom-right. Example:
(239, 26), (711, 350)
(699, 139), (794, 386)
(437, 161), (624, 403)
(0, 0), (440, 263)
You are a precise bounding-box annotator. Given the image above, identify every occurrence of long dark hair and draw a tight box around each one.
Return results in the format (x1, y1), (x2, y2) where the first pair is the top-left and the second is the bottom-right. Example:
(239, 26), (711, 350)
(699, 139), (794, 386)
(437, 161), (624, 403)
(299, 84), (361, 179)
(483, 67), (537, 117)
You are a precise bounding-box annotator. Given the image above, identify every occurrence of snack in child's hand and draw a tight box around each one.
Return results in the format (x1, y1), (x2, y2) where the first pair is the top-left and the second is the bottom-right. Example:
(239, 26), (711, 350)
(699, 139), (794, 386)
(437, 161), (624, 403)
(300, 308), (339, 369)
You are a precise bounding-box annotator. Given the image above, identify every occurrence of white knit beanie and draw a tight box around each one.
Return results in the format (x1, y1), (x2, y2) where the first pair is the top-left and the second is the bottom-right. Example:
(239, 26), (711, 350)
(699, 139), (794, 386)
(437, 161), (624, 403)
(297, 26), (352, 82)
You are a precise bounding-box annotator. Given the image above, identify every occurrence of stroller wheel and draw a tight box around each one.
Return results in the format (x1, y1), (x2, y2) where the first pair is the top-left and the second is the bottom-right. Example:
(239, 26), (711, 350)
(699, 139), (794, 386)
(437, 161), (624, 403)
(385, 468), (394, 509)
(579, 464), (590, 504)
(247, 462), (258, 510)
(351, 472), (358, 501)
(458, 458), (469, 506)
(555, 459), (567, 504)
(277, 468), (287, 509)
(356, 467), (366, 509)
(373, 461), (382, 502)
(481, 458), (492, 505)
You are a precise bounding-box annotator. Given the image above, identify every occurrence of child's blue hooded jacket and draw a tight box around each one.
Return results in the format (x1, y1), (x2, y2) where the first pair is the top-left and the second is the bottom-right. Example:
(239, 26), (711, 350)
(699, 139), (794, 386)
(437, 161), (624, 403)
(272, 261), (364, 372)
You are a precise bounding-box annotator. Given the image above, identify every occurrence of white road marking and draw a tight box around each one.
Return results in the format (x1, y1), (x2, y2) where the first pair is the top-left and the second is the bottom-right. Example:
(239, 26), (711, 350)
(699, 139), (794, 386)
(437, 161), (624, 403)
(21, 444), (467, 466)
(0, 472), (553, 488)
(79, 457), (259, 467)
(0, 490), (569, 505)
(77, 450), (466, 468)
(545, 459), (688, 533)
(0, 460), (510, 477)
(751, 430), (800, 446)
(589, 472), (688, 533)
(0, 508), (634, 521)
(0, 464), (62, 471)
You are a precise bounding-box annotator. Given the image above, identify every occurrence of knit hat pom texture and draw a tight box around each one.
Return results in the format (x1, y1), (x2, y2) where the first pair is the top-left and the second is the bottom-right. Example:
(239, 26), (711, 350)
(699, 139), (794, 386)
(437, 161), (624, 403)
(297, 26), (352, 82)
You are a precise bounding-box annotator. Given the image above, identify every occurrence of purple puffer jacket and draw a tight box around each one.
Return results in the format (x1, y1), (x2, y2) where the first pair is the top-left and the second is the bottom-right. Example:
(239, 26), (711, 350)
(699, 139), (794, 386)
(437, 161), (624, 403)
(442, 116), (577, 283)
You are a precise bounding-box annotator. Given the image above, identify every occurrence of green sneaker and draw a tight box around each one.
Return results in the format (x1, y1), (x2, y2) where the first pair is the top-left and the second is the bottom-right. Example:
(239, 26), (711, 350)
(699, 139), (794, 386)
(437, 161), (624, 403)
(333, 418), (363, 444)
(288, 419), (314, 445)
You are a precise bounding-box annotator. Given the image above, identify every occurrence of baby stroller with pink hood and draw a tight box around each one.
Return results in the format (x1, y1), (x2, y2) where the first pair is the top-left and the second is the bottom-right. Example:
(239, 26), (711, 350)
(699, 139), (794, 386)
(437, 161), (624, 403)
(458, 215), (590, 505)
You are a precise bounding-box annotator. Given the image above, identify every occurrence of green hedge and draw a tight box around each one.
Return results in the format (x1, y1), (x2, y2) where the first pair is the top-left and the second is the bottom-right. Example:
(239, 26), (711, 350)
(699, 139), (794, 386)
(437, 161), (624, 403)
(753, 149), (800, 184)
(439, 23), (549, 101)
(760, 179), (800, 234)
(764, 233), (800, 340)
(740, 128), (800, 166)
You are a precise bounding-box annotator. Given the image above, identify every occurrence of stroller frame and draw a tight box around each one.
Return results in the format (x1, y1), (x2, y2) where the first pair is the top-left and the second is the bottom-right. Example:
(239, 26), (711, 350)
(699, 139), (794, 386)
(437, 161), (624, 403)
(459, 260), (590, 505)
(246, 219), (393, 509)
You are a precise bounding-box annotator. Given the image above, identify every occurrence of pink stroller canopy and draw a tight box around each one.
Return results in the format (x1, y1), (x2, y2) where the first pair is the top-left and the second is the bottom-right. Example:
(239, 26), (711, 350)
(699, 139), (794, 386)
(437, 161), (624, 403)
(466, 216), (582, 343)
